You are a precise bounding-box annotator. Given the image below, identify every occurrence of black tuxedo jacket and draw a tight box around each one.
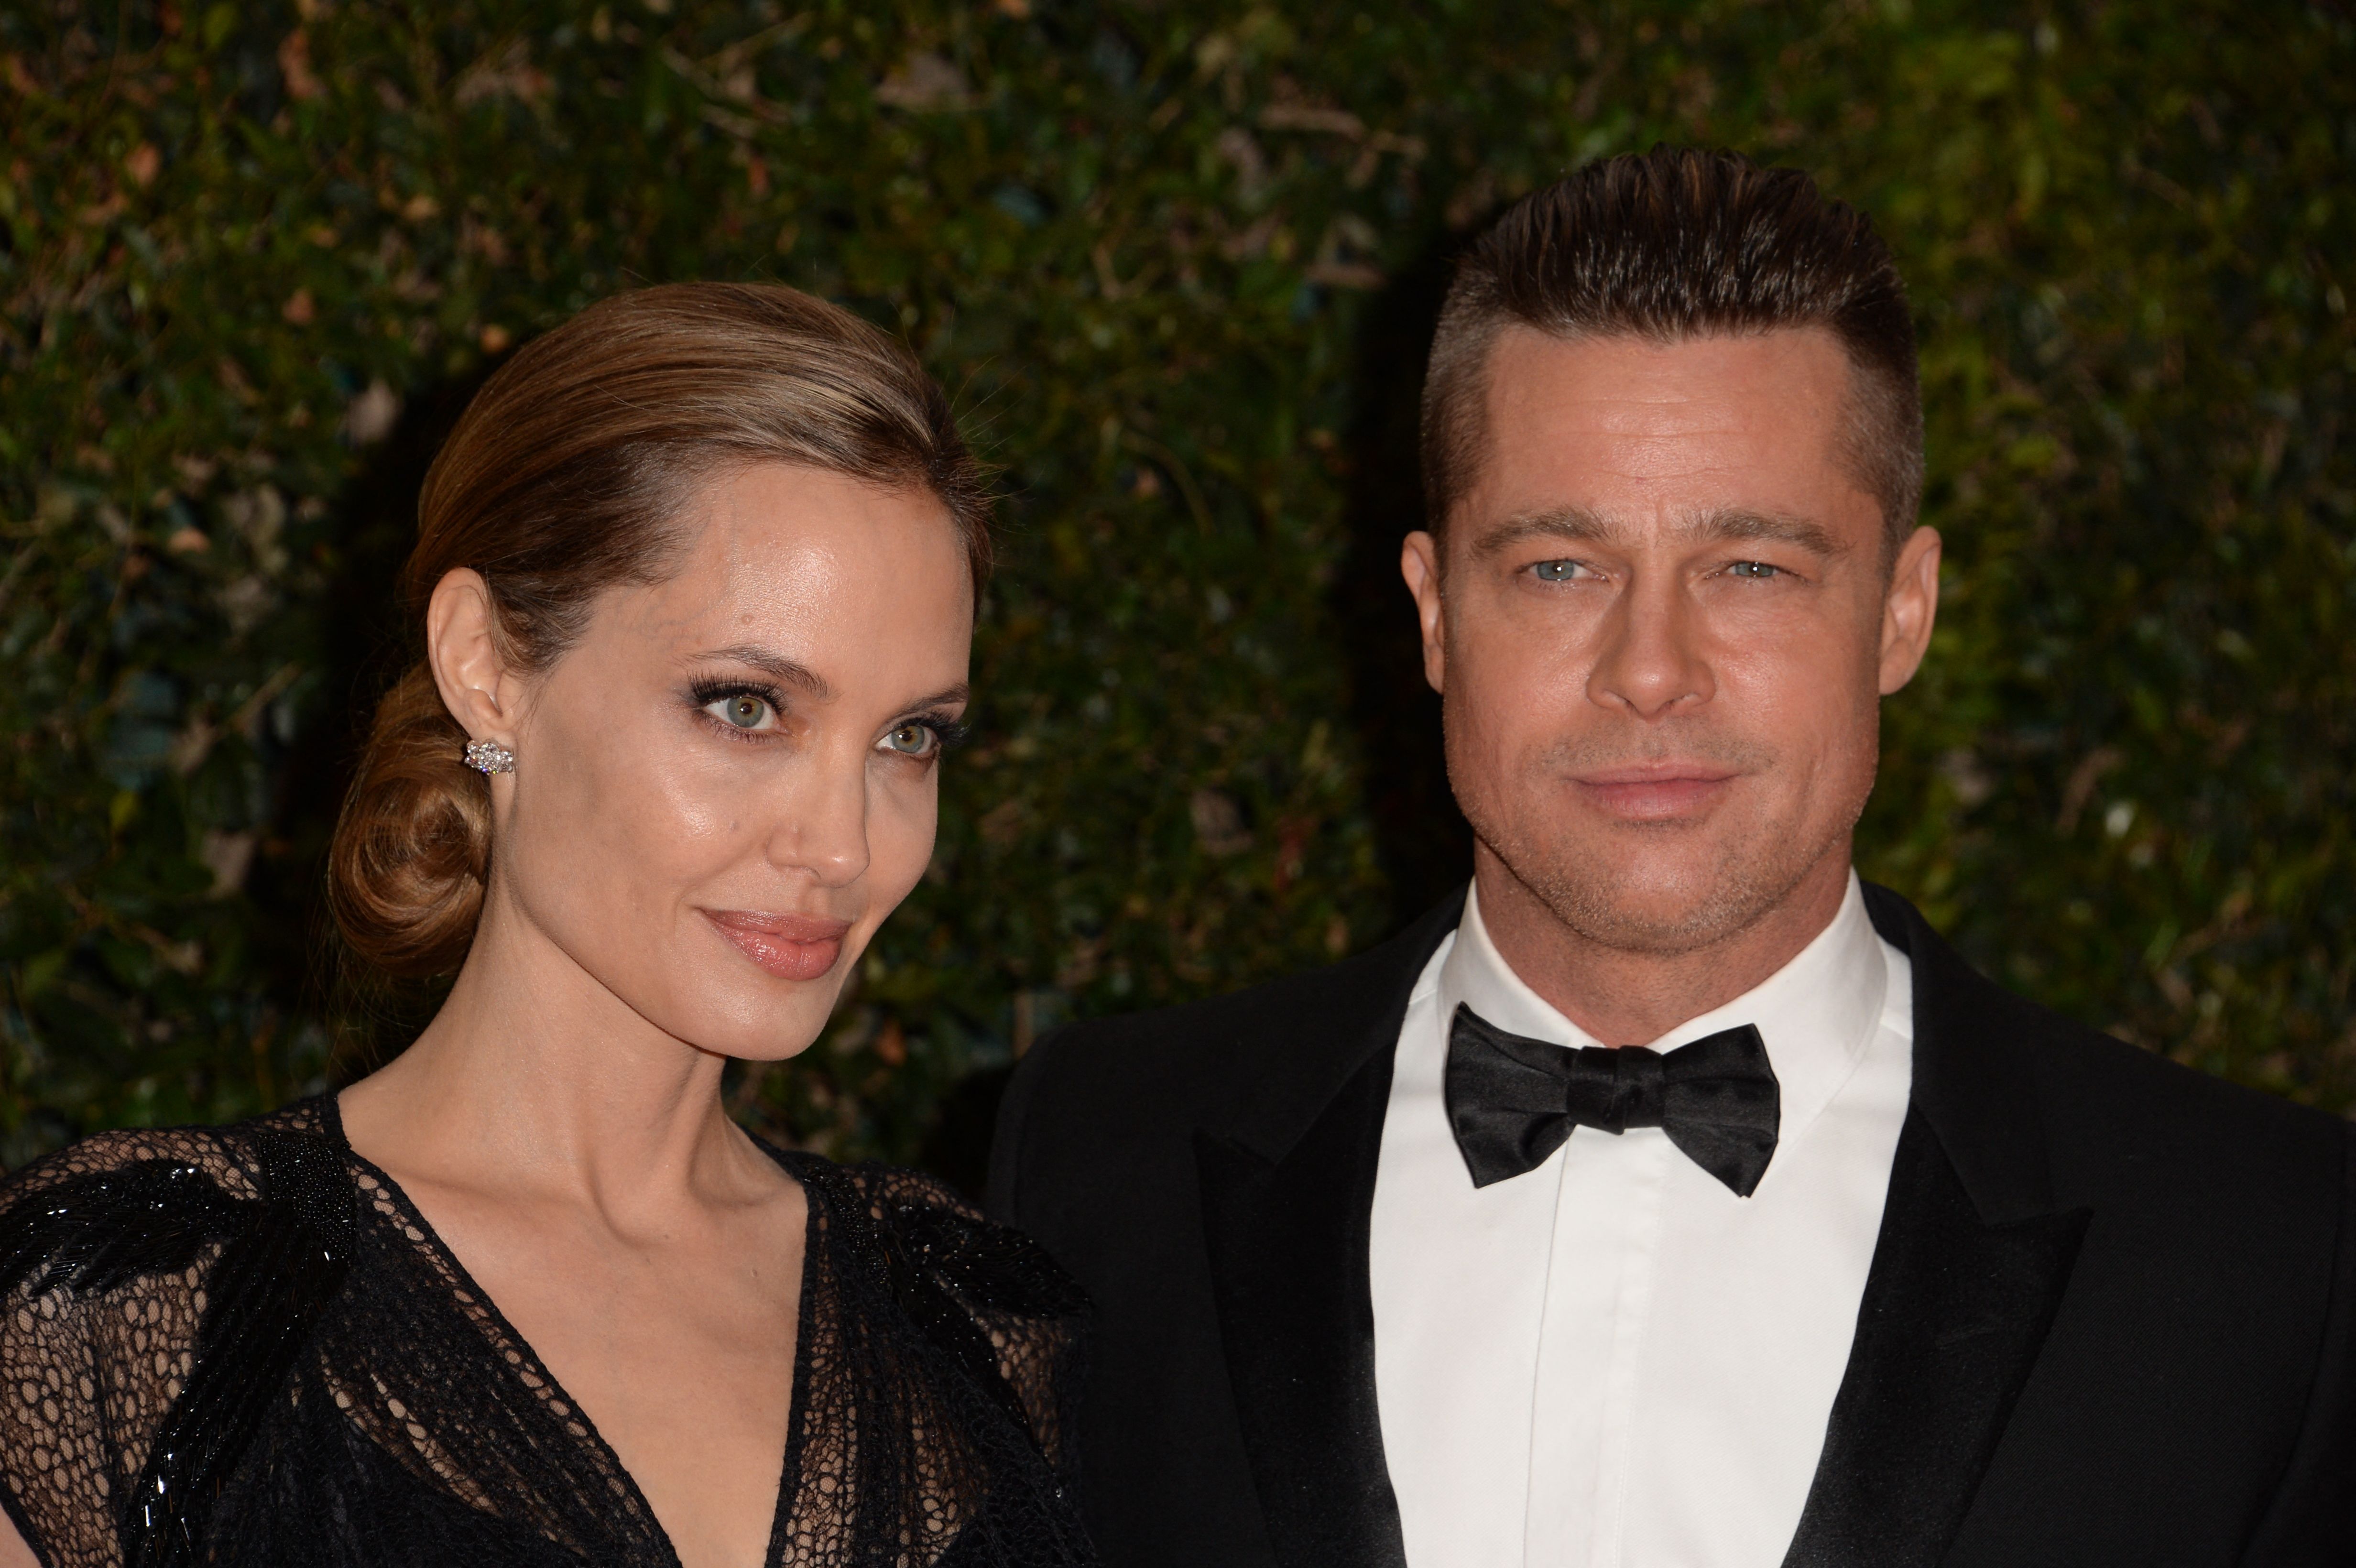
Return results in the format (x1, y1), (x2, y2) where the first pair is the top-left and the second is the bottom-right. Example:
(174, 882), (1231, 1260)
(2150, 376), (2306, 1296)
(989, 885), (2356, 1567)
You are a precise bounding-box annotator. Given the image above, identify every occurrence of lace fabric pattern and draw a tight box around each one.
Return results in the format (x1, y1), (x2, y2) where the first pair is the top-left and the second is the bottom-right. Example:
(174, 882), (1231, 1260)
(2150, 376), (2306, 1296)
(0, 1099), (1094, 1568)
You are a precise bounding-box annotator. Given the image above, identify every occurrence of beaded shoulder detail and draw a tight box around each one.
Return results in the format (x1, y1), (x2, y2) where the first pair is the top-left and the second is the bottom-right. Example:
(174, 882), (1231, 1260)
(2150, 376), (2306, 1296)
(0, 1104), (345, 1568)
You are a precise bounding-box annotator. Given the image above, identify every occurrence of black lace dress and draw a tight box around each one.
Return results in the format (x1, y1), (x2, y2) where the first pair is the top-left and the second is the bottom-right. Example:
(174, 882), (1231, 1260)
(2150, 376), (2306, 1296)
(0, 1097), (1094, 1568)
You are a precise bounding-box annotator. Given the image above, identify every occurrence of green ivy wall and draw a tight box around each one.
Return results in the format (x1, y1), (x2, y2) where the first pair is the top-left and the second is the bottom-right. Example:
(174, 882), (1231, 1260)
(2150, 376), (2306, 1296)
(3, 0), (2350, 1177)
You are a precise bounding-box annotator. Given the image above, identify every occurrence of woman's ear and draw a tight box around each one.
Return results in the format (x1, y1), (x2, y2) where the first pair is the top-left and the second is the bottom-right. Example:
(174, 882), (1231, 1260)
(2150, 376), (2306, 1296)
(425, 569), (524, 743)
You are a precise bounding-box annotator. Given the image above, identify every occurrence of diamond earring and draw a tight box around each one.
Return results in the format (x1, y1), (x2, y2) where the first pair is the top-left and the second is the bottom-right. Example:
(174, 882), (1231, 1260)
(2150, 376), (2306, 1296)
(463, 740), (515, 775)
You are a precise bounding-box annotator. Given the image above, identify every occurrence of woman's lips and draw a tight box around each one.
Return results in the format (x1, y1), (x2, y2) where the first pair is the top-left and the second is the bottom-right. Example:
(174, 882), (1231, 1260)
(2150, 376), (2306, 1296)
(701, 910), (852, 982)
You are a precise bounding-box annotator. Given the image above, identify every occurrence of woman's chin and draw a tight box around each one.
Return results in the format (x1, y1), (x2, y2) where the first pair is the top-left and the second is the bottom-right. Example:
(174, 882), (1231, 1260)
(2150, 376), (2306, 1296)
(673, 1018), (829, 1064)
(728, 1040), (828, 1066)
(672, 990), (843, 1063)
(601, 970), (840, 1062)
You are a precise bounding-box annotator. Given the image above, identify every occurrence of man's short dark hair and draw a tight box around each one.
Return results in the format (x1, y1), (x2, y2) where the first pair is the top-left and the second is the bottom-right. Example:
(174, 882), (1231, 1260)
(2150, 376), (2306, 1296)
(1421, 146), (1924, 557)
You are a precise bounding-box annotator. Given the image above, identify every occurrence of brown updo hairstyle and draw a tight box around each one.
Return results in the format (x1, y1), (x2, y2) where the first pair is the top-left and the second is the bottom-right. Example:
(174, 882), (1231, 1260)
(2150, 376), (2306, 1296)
(327, 283), (992, 979)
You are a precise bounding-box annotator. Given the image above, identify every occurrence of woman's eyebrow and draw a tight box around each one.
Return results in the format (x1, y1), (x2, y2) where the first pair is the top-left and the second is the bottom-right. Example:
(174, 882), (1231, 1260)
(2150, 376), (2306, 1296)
(901, 684), (972, 712)
(694, 644), (833, 698)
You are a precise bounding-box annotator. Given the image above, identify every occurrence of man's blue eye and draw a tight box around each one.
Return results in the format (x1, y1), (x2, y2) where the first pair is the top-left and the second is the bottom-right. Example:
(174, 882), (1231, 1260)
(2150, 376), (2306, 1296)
(1728, 561), (1781, 579)
(1533, 560), (1581, 581)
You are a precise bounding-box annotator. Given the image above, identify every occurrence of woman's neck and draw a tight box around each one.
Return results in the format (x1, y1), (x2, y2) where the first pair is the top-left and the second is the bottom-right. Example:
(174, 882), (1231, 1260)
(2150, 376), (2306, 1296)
(338, 883), (762, 1225)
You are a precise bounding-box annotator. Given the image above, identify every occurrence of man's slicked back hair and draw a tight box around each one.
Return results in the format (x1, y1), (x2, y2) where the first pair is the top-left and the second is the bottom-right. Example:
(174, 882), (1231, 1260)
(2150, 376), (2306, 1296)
(1421, 146), (1924, 555)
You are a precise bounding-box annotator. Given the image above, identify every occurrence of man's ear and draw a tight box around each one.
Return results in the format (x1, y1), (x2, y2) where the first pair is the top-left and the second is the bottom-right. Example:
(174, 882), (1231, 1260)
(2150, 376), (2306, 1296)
(1877, 525), (1942, 696)
(425, 569), (525, 743)
(1401, 530), (1448, 694)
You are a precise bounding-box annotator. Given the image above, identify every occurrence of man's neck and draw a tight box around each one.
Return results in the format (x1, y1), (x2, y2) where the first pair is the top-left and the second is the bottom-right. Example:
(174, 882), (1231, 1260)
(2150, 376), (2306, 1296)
(1471, 843), (1854, 1046)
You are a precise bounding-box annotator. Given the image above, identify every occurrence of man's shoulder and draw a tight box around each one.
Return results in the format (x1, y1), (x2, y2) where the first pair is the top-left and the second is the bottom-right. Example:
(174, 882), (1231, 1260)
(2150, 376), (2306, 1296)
(1885, 885), (2351, 1208)
(1025, 933), (1415, 1114)
(991, 893), (1462, 1199)
(2025, 991), (2349, 1192)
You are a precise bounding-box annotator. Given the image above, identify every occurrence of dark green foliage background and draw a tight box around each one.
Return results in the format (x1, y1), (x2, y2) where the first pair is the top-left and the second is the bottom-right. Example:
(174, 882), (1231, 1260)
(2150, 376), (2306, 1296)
(3, 0), (2350, 1171)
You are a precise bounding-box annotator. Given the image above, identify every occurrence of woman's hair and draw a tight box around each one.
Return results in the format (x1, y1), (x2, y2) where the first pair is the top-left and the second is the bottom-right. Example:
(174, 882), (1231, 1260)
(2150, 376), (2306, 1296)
(327, 282), (990, 979)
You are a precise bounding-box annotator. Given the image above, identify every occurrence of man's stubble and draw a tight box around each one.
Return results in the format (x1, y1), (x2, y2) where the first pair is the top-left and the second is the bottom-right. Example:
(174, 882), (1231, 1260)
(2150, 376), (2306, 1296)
(1445, 711), (1877, 961)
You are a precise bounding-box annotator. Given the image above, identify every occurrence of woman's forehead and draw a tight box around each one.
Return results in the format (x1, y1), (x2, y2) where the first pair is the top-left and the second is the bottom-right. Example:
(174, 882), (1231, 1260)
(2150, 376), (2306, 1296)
(581, 472), (973, 664)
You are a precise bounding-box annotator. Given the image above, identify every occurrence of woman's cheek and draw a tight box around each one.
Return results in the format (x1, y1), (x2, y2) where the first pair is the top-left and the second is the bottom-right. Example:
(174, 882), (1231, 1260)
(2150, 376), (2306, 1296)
(871, 773), (939, 903)
(647, 746), (785, 866)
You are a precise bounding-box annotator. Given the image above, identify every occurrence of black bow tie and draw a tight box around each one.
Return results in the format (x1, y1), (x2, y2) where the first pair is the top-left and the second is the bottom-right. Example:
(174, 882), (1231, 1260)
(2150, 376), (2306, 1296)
(1444, 1004), (1782, 1197)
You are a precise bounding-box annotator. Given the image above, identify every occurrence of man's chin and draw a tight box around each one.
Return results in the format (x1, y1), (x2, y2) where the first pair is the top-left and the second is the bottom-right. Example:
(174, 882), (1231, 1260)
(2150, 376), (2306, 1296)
(1510, 854), (1801, 958)
(1554, 898), (1754, 957)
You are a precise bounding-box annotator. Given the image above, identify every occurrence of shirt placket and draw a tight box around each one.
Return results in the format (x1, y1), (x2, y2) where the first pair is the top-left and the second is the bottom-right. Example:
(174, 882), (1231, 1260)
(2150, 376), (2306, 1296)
(1524, 1127), (1672, 1568)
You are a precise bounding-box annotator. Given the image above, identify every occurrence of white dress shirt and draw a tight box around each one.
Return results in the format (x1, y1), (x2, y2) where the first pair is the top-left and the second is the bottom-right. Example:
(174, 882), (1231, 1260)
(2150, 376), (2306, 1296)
(1368, 871), (1914, 1568)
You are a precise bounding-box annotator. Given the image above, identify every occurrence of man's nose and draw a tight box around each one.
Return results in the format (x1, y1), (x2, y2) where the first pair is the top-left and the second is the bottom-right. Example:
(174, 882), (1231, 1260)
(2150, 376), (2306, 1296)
(1586, 572), (1714, 720)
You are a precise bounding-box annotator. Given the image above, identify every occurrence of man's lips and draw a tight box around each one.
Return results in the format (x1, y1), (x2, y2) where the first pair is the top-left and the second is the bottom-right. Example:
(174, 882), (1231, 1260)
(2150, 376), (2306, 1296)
(701, 910), (853, 982)
(1569, 764), (1741, 821)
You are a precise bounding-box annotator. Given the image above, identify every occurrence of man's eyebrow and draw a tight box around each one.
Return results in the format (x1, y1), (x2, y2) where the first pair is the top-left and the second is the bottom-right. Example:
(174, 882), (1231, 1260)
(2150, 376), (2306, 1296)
(1680, 508), (1847, 556)
(1465, 506), (1848, 560)
(693, 644), (834, 698)
(1468, 508), (1619, 557)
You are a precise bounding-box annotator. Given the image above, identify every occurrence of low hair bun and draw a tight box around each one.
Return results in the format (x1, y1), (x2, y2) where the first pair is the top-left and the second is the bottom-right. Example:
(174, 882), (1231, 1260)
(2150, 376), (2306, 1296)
(327, 664), (491, 979)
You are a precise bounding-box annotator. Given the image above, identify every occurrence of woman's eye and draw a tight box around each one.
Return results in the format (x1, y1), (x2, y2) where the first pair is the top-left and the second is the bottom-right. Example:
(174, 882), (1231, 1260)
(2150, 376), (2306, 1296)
(879, 723), (939, 758)
(705, 693), (777, 731)
(1727, 560), (1783, 579)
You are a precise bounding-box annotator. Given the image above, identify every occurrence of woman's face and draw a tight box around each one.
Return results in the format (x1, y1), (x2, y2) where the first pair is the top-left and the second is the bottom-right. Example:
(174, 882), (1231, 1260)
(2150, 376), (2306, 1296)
(484, 464), (972, 1061)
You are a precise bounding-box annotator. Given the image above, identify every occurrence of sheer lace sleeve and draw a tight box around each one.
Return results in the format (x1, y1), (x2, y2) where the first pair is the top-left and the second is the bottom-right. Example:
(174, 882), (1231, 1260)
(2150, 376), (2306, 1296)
(848, 1166), (1090, 1475)
(0, 1129), (261, 1568)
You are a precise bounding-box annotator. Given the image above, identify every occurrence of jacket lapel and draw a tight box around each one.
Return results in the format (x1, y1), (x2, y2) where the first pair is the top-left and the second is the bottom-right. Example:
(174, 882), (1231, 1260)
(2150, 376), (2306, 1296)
(1780, 1108), (2088, 1568)
(1196, 1054), (1406, 1568)
(1192, 894), (1462, 1568)
(1781, 887), (2092, 1568)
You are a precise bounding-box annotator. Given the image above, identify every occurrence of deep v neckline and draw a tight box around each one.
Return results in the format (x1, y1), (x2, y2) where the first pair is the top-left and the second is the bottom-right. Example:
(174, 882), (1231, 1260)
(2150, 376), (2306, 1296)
(320, 1093), (819, 1568)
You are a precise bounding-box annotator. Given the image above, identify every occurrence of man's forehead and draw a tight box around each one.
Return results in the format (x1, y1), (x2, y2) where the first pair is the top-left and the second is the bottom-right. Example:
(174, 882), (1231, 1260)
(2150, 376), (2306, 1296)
(1456, 327), (1874, 535)
(1481, 325), (1854, 433)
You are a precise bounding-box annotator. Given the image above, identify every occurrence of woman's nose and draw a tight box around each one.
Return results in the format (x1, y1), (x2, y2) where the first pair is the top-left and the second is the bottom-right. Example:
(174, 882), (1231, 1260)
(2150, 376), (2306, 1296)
(764, 751), (873, 887)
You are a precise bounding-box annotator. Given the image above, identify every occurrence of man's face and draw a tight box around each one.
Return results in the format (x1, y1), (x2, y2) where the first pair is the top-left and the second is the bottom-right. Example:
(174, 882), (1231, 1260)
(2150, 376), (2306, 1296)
(1401, 327), (1940, 957)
